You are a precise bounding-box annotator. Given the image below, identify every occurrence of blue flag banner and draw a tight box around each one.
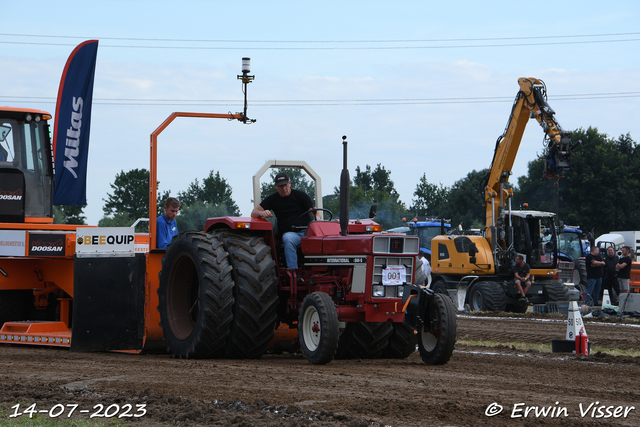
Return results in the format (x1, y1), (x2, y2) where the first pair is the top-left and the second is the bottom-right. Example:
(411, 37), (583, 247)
(52, 40), (99, 205)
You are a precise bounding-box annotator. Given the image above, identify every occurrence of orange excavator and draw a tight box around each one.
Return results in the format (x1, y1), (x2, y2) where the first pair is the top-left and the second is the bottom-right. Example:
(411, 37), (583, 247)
(429, 78), (579, 312)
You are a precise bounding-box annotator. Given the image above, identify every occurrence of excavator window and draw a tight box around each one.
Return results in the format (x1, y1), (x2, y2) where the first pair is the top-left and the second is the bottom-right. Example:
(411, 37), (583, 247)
(453, 236), (473, 253)
(0, 122), (14, 163)
(437, 243), (450, 261)
(0, 118), (52, 217)
(512, 219), (527, 255)
(529, 217), (556, 268)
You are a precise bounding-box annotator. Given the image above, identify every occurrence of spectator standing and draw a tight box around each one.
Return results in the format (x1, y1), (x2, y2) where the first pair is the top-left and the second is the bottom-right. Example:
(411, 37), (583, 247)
(585, 246), (605, 306)
(616, 246), (632, 311)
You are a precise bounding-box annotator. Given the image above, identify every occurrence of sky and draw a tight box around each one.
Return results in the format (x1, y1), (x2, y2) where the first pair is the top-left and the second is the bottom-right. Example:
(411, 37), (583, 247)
(2, 1), (639, 226)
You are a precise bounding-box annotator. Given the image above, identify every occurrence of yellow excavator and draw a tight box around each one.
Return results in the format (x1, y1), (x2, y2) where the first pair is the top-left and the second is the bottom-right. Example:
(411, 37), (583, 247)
(430, 77), (579, 312)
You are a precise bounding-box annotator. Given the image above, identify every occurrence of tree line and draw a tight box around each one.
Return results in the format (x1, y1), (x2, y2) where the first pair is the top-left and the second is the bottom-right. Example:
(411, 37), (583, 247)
(54, 127), (637, 236)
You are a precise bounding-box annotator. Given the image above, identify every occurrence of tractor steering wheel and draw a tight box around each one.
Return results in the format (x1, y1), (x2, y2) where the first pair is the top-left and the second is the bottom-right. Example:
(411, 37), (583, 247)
(292, 208), (334, 231)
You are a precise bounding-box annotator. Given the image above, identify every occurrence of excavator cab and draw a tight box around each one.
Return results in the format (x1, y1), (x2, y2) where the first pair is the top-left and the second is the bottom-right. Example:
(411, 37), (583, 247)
(508, 211), (557, 270)
(0, 108), (54, 221)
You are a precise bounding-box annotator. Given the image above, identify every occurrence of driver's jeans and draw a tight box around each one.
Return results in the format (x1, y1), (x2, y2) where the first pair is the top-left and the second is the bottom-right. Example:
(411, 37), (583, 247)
(283, 230), (305, 269)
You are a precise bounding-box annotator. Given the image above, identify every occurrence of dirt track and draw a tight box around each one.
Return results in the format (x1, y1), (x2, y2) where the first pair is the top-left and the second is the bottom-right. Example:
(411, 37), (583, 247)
(1, 313), (639, 426)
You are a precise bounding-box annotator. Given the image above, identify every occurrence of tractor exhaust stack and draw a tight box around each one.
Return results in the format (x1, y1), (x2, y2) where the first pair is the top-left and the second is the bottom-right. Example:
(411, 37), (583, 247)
(340, 136), (350, 236)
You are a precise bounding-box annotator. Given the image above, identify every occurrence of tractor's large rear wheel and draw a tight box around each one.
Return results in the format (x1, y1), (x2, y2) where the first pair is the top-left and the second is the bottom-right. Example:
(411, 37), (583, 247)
(335, 322), (393, 359)
(299, 292), (339, 365)
(383, 323), (417, 359)
(418, 293), (457, 365)
(414, 259), (427, 287)
(216, 230), (279, 359)
(158, 231), (235, 359)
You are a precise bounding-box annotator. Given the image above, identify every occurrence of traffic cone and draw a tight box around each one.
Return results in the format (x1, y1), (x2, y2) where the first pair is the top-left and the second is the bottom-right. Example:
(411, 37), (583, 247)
(566, 301), (587, 341)
(602, 289), (611, 306)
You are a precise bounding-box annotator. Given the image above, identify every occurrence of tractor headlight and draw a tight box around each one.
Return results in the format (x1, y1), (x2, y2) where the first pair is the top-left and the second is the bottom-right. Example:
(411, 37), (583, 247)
(397, 286), (404, 297)
(372, 285), (385, 297)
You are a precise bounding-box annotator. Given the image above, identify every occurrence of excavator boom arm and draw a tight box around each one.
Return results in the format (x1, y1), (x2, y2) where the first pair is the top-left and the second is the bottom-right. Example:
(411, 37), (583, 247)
(484, 78), (574, 231)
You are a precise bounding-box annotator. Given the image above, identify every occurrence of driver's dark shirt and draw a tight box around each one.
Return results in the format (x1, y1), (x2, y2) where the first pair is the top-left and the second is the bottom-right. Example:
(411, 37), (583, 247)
(514, 262), (530, 281)
(260, 189), (313, 236)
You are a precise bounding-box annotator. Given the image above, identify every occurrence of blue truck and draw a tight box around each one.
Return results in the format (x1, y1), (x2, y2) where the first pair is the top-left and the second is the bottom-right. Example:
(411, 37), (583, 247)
(554, 224), (591, 299)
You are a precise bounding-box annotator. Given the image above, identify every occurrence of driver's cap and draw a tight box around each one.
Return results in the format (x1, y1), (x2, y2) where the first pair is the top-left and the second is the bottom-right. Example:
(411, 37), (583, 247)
(274, 172), (290, 186)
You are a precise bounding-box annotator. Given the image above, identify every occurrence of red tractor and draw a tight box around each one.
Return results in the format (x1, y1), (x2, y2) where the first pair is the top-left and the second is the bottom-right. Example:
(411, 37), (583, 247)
(0, 59), (455, 365)
(157, 137), (457, 364)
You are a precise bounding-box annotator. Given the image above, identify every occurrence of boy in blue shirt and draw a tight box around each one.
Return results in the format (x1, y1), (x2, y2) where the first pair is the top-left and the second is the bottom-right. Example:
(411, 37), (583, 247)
(157, 197), (180, 249)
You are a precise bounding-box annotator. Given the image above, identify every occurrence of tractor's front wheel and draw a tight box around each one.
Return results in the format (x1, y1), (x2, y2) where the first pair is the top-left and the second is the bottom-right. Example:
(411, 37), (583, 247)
(299, 292), (339, 365)
(418, 293), (457, 365)
(158, 232), (235, 359)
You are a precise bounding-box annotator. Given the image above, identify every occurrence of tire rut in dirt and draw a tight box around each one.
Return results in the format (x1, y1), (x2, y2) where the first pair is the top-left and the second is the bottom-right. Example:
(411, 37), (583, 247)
(158, 231), (235, 359)
(216, 230), (279, 359)
(335, 322), (393, 359)
(418, 293), (457, 365)
(383, 323), (418, 359)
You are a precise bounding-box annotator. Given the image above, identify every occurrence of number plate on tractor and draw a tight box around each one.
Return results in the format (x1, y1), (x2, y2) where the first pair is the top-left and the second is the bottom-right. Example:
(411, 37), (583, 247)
(382, 265), (406, 286)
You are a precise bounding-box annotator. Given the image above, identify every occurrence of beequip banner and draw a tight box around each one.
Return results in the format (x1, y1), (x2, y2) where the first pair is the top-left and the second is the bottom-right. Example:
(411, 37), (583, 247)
(52, 40), (99, 205)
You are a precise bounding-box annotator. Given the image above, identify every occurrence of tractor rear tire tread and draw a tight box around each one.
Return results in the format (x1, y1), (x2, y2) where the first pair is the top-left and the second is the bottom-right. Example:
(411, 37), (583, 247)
(158, 231), (235, 359)
(335, 322), (393, 359)
(215, 230), (279, 359)
(383, 323), (418, 359)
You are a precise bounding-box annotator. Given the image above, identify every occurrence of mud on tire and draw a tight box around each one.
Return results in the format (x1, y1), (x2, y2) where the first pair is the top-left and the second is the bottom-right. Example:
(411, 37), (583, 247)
(216, 230), (279, 359)
(158, 231), (235, 359)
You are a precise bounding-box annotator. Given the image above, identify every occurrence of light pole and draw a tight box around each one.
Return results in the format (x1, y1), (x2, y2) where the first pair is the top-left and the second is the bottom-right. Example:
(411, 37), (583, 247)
(237, 57), (256, 124)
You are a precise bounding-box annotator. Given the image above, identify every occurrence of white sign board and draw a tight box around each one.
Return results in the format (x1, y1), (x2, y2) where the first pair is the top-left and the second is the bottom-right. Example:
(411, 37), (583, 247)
(382, 265), (407, 286)
(0, 230), (26, 256)
(76, 227), (135, 257)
